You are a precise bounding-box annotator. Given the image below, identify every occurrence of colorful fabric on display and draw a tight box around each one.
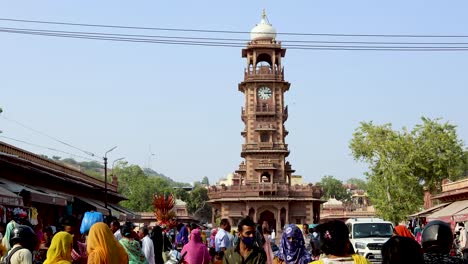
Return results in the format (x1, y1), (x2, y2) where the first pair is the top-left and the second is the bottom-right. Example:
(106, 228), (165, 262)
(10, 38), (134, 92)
(43, 231), (73, 264)
(181, 229), (211, 264)
(87, 222), (128, 264)
(275, 224), (312, 264)
(119, 238), (148, 264)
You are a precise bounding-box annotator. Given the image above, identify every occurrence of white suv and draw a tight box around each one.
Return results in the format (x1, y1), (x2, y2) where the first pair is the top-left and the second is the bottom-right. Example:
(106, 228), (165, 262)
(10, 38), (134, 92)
(345, 218), (393, 263)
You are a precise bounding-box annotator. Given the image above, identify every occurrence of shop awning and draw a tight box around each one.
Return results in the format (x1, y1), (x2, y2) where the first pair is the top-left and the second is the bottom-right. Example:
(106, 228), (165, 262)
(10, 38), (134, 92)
(108, 203), (140, 220)
(426, 200), (468, 222)
(409, 202), (451, 217)
(0, 185), (23, 207)
(453, 207), (468, 222)
(75, 197), (109, 215)
(0, 180), (67, 206)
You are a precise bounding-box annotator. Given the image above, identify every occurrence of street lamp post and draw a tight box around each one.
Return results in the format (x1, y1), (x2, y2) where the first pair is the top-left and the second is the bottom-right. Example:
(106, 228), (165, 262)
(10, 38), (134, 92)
(112, 157), (125, 171)
(104, 146), (117, 209)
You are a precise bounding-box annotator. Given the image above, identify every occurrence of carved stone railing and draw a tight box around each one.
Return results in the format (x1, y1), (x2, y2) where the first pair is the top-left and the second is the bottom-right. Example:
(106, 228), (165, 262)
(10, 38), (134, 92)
(208, 183), (322, 200)
(244, 67), (284, 81)
(242, 143), (288, 152)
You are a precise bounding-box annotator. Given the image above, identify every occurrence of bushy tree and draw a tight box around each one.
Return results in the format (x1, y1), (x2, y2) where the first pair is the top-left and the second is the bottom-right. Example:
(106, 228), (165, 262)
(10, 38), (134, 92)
(346, 178), (368, 191)
(319, 175), (350, 201)
(187, 184), (212, 222)
(350, 117), (465, 223)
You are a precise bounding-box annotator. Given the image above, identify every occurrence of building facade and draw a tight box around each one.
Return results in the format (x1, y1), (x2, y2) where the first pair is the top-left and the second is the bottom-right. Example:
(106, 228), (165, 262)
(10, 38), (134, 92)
(208, 12), (323, 236)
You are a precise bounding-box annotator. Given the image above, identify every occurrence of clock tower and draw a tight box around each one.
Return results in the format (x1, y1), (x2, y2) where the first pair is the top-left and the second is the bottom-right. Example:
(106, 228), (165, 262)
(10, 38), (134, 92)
(208, 11), (323, 238)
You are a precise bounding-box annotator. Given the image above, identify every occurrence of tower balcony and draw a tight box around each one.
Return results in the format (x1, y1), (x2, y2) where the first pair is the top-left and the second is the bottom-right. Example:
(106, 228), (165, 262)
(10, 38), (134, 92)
(255, 124), (276, 131)
(255, 104), (275, 116)
(241, 143), (289, 157)
(255, 161), (277, 170)
(208, 183), (323, 200)
(244, 66), (284, 81)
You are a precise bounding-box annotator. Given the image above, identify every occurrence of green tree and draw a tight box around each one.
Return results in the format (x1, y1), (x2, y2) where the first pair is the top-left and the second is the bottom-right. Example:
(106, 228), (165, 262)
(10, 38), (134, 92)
(350, 117), (465, 223)
(173, 187), (190, 201)
(201, 176), (210, 186)
(187, 185), (212, 222)
(319, 175), (350, 201)
(114, 163), (172, 212)
(346, 178), (368, 190)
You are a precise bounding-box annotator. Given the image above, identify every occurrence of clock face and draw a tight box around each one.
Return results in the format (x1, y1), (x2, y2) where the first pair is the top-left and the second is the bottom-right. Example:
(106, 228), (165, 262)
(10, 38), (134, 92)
(258, 87), (272, 100)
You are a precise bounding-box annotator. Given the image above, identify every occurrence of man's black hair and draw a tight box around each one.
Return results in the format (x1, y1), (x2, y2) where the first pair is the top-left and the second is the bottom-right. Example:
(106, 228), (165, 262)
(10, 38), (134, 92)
(238, 217), (256, 232)
(110, 219), (121, 228)
(220, 218), (230, 227)
(61, 215), (77, 227)
(141, 226), (150, 236)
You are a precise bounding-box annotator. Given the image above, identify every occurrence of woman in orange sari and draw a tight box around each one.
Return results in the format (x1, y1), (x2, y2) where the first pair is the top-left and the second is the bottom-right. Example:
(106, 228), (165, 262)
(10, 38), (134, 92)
(87, 222), (128, 264)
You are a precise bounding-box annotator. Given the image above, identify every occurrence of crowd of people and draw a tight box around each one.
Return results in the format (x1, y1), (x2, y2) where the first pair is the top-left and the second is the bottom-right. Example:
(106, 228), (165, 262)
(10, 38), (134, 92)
(0, 213), (468, 264)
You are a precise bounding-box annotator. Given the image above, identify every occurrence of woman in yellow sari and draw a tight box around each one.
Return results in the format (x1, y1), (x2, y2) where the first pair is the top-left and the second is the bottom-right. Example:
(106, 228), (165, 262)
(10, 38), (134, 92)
(87, 222), (128, 264)
(43, 231), (73, 264)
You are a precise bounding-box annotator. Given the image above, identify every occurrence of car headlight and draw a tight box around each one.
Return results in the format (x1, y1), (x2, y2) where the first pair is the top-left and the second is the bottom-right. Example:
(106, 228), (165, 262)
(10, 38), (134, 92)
(355, 242), (366, 249)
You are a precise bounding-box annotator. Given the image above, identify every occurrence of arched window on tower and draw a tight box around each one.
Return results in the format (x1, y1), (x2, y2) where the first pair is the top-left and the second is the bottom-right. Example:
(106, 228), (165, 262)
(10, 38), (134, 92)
(260, 132), (270, 143)
(256, 53), (272, 74)
(261, 172), (271, 183)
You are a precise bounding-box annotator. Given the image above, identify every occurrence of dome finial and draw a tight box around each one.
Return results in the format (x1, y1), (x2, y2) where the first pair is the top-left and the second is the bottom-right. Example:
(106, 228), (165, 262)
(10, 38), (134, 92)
(250, 9), (277, 41)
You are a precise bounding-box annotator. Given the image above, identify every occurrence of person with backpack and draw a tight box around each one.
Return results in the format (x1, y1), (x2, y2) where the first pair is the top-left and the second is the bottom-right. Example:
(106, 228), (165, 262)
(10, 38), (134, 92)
(1, 225), (38, 264)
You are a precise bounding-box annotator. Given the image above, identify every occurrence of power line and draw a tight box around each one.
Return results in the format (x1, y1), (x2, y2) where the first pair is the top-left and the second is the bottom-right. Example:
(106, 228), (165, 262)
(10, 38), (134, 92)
(3, 27), (468, 51)
(1, 115), (97, 157)
(2, 17), (468, 38)
(0, 135), (102, 163)
(5, 26), (468, 45)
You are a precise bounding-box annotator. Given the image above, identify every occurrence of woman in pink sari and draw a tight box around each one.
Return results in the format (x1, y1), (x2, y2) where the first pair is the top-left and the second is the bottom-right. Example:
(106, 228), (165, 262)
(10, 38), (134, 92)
(181, 229), (210, 264)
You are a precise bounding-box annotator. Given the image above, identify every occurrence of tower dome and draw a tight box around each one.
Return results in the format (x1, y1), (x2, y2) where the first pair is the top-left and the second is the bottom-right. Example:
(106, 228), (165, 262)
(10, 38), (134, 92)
(250, 10), (277, 41)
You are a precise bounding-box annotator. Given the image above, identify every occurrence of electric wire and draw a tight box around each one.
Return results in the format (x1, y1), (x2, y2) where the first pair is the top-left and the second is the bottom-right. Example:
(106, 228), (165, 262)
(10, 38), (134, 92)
(5, 26), (468, 45)
(3, 27), (468, 51)
(2, 17), (468, 38)
(1, 115), (97, 157)
(0, 135), (102, 163)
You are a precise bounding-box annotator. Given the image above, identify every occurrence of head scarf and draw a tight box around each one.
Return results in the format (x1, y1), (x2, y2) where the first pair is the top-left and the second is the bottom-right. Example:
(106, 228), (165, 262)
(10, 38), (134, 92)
(87, 222), (128, 264)
(275, 224), (312, 264)
(176, 225), (189, 246)
(43, 231), (73, 264)
(1, 220), (16, 251)
(119, 237), (147, 264)
(209, 228), (217, 248)
(394, 225), (415, 238)
(181, 229), (211, 264)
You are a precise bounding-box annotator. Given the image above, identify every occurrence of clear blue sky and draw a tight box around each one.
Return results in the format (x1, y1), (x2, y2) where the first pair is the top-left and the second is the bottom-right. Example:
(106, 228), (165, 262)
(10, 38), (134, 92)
(1, 1), (467, 185)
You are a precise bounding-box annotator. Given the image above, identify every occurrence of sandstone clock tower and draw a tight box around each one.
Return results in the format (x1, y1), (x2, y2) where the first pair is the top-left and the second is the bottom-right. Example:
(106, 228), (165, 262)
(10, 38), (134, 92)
(209, 11), (323, 237)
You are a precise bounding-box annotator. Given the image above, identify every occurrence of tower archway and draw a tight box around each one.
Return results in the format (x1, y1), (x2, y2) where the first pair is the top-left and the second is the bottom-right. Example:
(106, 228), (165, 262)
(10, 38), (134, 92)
(258, 210), (276, 233)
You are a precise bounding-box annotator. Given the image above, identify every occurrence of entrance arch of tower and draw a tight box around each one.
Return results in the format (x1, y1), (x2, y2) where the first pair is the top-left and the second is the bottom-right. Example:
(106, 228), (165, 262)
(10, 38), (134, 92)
(257, 205), (277, 229)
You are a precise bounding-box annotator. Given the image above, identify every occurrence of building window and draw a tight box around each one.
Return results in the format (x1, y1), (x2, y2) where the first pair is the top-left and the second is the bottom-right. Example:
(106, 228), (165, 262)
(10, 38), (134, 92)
(296, 218), (302, 224)
(260, 133), (270, 142)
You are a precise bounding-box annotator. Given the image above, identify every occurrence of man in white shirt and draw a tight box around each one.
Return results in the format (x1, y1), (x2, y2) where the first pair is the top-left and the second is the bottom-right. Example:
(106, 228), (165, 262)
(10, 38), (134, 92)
(215, 218), (232, 252)
(140, 226), (155, 264)
(110, 219), (122, 241)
